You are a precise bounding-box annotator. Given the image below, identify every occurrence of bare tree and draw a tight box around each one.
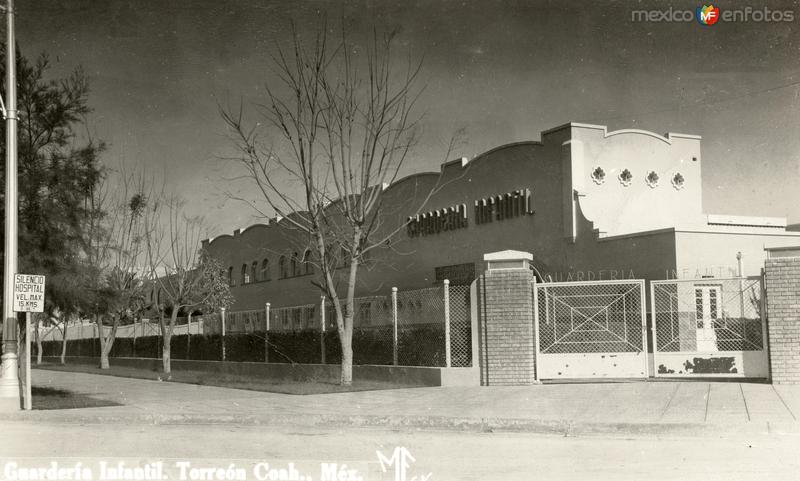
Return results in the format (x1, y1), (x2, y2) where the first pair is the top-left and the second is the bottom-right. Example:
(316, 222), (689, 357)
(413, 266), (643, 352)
(80, 167), (152, 369)
(220, 25), (455, 385)
(144, 197), (233, 375)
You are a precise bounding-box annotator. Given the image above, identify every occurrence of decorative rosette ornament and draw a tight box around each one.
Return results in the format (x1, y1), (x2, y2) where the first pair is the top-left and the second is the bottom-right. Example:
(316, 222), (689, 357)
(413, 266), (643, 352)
(618, 168), (633, 187)
(645, 170), (659, 188)
(591, 166), (606, 185)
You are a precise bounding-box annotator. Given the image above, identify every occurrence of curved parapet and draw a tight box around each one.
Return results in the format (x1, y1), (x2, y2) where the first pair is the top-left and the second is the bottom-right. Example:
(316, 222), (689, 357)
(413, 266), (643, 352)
(605, 128), (701, 145)
(239, 223), (270, 234)
(560, 122), (704, 238)
(543, 122), (701, 145)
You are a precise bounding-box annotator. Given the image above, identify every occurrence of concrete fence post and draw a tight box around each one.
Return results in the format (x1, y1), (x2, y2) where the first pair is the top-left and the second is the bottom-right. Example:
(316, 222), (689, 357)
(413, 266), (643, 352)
(392, 287), (398, 366)
(265, 303), (270, 363)
(444, 279), (451, 368)
(320, 296), (326, 365)
(186, 312), (192, 359)
(220, 307), (226, 362)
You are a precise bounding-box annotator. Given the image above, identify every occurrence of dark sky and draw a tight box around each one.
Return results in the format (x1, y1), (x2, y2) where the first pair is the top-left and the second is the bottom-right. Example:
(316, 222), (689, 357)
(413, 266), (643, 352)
(16, 0), (800, 234)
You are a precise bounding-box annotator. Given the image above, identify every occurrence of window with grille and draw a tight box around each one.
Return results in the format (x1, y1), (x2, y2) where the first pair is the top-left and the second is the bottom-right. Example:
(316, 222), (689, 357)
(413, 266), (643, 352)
(303, 249), (313, 275)
(359, 302), (371, 326)
(279, 256), (288, 279)
(261, 258), (270, 281)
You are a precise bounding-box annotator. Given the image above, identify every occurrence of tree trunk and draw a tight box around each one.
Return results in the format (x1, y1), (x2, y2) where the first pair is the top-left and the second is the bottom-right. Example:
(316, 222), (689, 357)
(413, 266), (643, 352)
(35, 314), (42, 365)
(339, 322), (353, 385)
(96, 315), (107, 369)
(315, 228), (358, 386)
(60, 320), (69, 365)
(162, 338), (171, 375)
(161, 330), (171, 375)
(339, 246), (360, 386)
(100, 353), (110, 369)
(98, 315), (120, 370)
(160, 310), (178, 376)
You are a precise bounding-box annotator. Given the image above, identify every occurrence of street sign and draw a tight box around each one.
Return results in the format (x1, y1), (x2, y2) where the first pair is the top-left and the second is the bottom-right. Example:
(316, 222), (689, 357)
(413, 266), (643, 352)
(12, 273), (43, 411)
(13, 273), (45, 313)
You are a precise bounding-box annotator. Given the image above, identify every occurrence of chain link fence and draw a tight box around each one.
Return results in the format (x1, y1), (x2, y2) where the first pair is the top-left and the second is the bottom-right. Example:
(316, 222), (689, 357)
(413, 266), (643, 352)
(449, 285), (472, 367)
(652, 277), (765, 353)
(651, 276), (768, 377)
(38, 281), (473, 368)
(395, 285), (445, 366)
(349, 295), (394, 365)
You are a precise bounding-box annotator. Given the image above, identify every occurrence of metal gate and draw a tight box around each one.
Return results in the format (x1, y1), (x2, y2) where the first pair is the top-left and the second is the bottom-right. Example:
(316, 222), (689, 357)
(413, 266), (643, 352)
(651, 277), (768, 378)
(533, 280), (647, 379)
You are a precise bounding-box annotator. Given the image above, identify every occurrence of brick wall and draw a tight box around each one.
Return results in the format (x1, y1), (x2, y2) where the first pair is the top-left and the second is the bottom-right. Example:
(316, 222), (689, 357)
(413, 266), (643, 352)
(479, 269), (535, 385)
(765, 257), (800, 384)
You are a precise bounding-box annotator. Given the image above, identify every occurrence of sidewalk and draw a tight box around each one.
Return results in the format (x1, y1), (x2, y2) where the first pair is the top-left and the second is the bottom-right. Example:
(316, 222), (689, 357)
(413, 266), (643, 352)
(4, 369), (800, 437)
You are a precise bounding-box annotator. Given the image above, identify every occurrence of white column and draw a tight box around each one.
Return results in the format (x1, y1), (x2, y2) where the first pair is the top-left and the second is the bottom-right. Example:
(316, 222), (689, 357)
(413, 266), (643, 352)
(0, 0), (20, 411)
(444, 279), (451, 368)
(264, 303), (270, 363)
(220, 307), (226, 361)
(392, 287), (398, 366)
(319, 297), (326, 364)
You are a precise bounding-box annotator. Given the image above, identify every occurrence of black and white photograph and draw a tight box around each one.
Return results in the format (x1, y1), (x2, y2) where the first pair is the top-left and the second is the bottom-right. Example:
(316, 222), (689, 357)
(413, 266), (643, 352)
(2, 1), (800, 479)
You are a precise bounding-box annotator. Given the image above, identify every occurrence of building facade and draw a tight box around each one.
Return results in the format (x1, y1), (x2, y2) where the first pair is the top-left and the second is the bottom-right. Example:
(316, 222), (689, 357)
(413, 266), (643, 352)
(203, 122), (800, 312)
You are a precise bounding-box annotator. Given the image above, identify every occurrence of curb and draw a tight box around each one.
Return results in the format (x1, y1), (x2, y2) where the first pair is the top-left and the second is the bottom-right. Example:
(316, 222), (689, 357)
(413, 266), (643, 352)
(1, 410), (797, 438)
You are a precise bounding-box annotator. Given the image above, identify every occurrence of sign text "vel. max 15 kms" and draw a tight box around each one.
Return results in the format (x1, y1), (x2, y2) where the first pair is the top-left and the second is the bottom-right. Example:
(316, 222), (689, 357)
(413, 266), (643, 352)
(13, 274), (45, 313)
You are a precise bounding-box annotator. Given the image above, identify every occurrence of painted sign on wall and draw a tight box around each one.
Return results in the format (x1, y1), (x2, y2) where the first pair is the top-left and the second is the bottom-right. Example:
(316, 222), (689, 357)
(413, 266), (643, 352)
(406, 188), (534, 238)
(475, 188), (534, 225)
(406, 203), (468, 238)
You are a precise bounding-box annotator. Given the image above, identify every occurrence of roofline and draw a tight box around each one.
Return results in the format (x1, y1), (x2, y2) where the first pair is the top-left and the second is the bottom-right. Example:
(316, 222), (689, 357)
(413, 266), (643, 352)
(540, 121), (702, 143)
(204, 121), (704, 247)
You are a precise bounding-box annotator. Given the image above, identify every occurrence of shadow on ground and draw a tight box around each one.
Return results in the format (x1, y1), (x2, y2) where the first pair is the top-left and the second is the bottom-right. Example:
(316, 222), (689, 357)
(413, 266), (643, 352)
(32, 386), (122, 410)
(34, 363), (425, 395)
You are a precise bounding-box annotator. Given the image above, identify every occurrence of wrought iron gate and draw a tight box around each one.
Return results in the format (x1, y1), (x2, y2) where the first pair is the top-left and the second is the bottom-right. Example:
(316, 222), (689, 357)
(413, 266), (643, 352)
(533, 280), (647, 379)
(651, 277), (768, 378)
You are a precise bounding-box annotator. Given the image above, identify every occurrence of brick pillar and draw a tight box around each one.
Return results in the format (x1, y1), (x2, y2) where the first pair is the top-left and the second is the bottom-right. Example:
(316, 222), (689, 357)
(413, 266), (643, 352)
(479, 250), (536, 385)
(765, 251), (800, 384)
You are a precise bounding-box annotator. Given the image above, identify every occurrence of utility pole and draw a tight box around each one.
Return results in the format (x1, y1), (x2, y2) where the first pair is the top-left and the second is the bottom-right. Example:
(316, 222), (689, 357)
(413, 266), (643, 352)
(0, 0), (19, 411)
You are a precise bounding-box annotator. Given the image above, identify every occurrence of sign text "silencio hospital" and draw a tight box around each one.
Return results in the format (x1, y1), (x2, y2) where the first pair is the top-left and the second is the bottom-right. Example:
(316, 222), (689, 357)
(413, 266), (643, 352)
(406, 188), (533, 238)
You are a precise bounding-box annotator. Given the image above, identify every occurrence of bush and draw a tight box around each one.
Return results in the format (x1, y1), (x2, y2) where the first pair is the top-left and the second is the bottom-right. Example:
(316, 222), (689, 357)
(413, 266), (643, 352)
(225, 333), (265, 362)
(267, 330), (322, 364)
(352, 327), (393, 365)
(38, 323), (454, 367)
(398, 323), (445, 367)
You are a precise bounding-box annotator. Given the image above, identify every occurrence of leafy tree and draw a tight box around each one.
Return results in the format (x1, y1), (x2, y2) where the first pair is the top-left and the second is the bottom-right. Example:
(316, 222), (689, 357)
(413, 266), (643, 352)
(0, 48), (105, 343)
(82, 170), (152, 369)
(144, 197), (233, 375)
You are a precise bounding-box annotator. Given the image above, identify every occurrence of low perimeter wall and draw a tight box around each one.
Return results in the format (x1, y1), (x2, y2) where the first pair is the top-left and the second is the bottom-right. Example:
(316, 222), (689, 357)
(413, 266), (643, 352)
(40, 356), (479, 387)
